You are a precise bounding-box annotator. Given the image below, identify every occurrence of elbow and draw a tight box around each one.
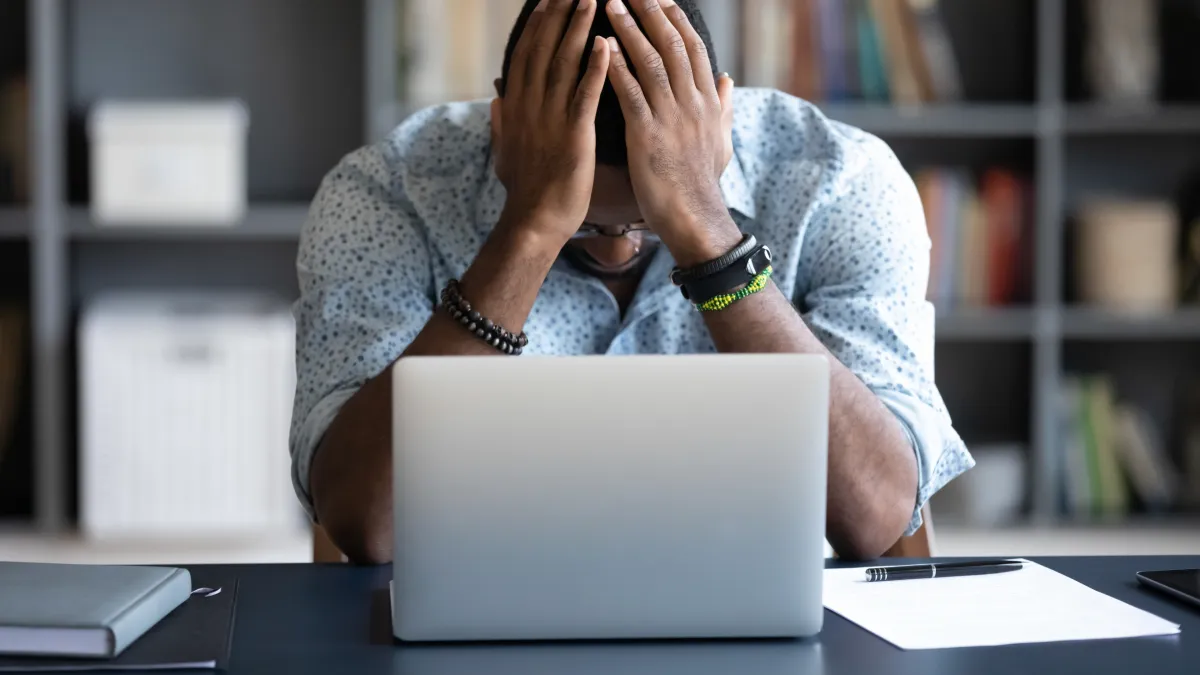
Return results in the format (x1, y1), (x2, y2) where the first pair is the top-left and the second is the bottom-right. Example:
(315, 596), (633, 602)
(310, 453), (394, 565)
(835, 524), (904, 562)
(345, 531), (393, 566)
(833, 495), (915, 562)
(317, 506), (394, 566)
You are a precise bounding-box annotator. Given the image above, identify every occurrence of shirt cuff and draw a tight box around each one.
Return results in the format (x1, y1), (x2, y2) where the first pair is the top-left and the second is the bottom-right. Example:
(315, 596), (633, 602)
(874, 389), (975, 536)
(291, 387), (359, 521)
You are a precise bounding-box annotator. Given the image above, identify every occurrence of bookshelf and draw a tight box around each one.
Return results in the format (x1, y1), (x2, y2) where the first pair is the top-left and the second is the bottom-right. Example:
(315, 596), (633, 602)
(2, 0), (1199, 536)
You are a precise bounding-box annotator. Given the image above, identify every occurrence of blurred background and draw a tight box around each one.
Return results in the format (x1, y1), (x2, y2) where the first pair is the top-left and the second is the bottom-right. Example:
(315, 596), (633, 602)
(2, 0), (1200, 564)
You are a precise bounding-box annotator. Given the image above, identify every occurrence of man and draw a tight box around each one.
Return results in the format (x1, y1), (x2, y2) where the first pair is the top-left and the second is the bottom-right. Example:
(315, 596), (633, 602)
(291, 0), (973, 565)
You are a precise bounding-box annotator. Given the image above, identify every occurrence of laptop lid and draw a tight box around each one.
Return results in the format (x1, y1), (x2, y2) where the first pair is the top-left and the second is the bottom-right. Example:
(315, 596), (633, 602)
(392, 354), (829, 641)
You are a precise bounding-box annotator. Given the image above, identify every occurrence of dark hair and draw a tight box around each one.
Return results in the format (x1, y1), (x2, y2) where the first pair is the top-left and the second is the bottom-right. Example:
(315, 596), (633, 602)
(501, 0), (718, 167)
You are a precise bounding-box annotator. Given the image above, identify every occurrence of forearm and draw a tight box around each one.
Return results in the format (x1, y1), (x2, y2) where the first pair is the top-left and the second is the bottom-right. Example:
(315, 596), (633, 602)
(703, 284), (916, 558)
(310, 211), (562, 564)
(672, 217), (917, 561)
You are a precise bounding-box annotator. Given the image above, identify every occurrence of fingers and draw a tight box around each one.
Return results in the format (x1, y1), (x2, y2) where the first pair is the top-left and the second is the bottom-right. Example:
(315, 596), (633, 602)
(661, 0), (717, 98)
(549, 0), (599, 101)
(504, 2), (548, 101)
(717, 73), (734, 114)
(523, 0), (577, 101)
(605, 0), (673, 108)
(606, 37), (651, 122)
(627, 0), (695, 96)
(572, 36), (611, 125)
(718, 74), (735, 167)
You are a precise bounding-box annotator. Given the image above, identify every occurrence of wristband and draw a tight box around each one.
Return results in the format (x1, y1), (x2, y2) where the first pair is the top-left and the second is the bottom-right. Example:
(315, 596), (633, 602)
(669, 234), (757, 287)
(696, 265), (774, 312)
(676, 244), (774, 304)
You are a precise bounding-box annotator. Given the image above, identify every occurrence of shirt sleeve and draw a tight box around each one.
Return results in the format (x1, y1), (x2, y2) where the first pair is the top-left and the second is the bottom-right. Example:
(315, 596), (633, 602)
(797, 132), (975, 536)
(289, 145), (436, 520)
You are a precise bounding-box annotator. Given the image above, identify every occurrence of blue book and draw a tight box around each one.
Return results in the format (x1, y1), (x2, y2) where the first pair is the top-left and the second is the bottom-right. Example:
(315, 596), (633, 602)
(817, 0), (849, 100)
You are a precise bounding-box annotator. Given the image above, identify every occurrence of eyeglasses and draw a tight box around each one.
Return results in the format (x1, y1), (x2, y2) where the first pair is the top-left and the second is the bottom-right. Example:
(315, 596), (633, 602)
(571, 222), (660, 242)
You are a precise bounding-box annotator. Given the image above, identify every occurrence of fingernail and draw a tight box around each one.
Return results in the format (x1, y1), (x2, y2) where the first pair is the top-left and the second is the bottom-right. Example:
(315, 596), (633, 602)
(594, 35), (605, 51)
(535, 0), (550, 11)
(660, 0), (676, 6)
(608, 36), (620, 53)
(609, 0), (627, 15)
(578, 0), (594, 10)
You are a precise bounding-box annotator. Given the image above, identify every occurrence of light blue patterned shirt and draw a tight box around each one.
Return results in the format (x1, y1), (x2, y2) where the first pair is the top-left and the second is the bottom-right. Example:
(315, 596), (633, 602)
(290, 88), (974, 538)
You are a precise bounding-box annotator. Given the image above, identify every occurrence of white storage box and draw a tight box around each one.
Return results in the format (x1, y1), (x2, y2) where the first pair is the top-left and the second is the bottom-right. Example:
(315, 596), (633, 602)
(88, 100), (249, 225)
(80, 293), (301, 540)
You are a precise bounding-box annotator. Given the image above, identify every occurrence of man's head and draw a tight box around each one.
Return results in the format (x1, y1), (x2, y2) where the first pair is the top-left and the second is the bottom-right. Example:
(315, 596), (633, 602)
(500, 0), (718, 167)
(493, 0), (724, 275)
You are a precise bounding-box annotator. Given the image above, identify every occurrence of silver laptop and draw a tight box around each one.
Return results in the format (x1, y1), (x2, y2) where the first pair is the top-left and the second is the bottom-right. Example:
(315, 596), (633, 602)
(391, 354), (829, 642)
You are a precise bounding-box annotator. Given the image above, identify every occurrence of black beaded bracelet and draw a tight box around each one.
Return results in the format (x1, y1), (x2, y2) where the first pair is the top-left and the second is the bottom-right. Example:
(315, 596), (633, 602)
(440, 279), (528, 355)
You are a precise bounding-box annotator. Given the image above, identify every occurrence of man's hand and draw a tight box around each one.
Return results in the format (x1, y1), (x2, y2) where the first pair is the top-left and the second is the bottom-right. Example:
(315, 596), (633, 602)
(492, 0), (611, 245)
(604, 0), (739, 266)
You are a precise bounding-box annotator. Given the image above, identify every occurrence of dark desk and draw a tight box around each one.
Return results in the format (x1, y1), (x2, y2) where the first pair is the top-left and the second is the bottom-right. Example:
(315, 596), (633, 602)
(185, 557), (1198, 674)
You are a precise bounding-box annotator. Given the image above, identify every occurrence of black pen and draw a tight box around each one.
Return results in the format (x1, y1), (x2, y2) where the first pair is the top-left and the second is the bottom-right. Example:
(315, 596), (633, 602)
(864, 559), (1024, 582)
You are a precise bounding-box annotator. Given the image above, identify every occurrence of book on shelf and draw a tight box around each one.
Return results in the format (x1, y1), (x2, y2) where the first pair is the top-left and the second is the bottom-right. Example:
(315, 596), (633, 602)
(907, 0), (962, 102)
(743, 0), (795, 94)
(394, 0), (966, 112)
(0, 76), (29, 204)
(789, 0), (823, 102)
(398, 0), (523, 109)
(742, 0), (963, 104)
(916, 167), (1032, 310)
(0, 306), (25, 469)
(854, 0), (891, 102)
(816, 0), (851, 101)
(1060, 376), (1181, 518)
(1113, 404), (1178, 512)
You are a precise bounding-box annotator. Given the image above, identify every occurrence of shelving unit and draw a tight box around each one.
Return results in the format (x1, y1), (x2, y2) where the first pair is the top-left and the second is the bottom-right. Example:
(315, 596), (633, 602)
(818, 104), (1040, 138)
(67, 205), (310, 242)
(935, 308), (1039, 342)
(2, 0), (1199, 537)
(1064, 105), (1200, 135)
(1061, 309), (1200, 340)
(6, 0), (375, 533)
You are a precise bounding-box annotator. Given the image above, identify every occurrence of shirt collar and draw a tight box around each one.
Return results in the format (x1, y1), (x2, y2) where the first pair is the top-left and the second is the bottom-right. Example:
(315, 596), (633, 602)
(476, 136), (757, 228)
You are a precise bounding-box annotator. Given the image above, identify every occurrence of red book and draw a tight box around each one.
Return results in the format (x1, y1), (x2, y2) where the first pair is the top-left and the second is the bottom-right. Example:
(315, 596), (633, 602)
(981, 170), (1022, 305)
(791, 0), (824, 101)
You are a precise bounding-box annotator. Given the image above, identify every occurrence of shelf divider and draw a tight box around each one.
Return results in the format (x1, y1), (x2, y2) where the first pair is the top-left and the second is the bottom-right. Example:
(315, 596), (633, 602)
(68, 204), (310, 241)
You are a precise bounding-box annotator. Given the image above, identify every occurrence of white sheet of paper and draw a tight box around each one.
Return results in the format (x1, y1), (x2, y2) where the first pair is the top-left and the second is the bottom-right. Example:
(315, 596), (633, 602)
(823, 559), (1180, 650)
